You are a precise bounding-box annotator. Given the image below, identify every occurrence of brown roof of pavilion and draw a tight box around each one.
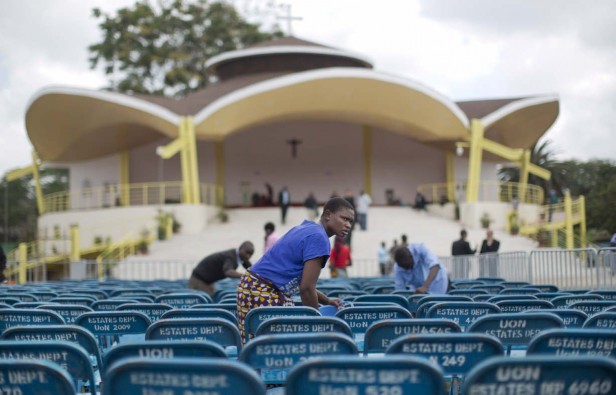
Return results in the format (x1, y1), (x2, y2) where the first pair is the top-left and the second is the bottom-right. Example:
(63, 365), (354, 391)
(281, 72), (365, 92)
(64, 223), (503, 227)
(247, 36), (333, 49)
(455, 97), (529, 119)
(133, 71), (290, 115)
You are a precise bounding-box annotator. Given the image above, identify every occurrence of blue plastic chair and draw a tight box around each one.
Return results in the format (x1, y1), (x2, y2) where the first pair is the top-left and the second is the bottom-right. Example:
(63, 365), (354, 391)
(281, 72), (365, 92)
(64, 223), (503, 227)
(363, 318), (462, 355)
(0, 340), (96, 393)
(255, 315), (353, 338)
(583, 311), (616, 329)
(462, 355), (616, 395)
(103, 340), (226, 375)
(0, 308), (65, 332)
(75, 311), (151, 351)
(243, 306), (320, 343)
(146, 317), (242, 356)
(495, 299), (554, 313)
(528, 328), (616, 358)
(103, 357), (266, 395)
(155, 292), (213, 308)
(239, 333), (358, 385)
(116, 302), (173, 321)
(524, 308), (588, 328)
(468, 312), (564, 355)
(386, 333), (505, 394)
(0, 359), (76, 395)
(285, 356), (445, 395)
(161, 307), (238, 325)
(36, 304), (93, 324)
(425, 301), (501, 330)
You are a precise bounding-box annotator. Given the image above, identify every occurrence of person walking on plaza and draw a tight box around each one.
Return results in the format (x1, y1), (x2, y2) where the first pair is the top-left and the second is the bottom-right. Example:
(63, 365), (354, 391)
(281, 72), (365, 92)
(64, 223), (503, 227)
(329, 236), (352, 278)
(394, 242), (448, 294)
(263, 222), (280, 254)
(356, 190), (372, 230)
(189, 241), (254, 296)
(479, 229), (500, 277)
(452, 230), (476, 255)
(279, 186), (290, 224)
(343, 189), (356, 246)
(400, 234), (408, 248)
(480, 229), (500, 254)
(378, 241), (390, 276)
(451, 230), (476, 279)
(236, 197), (352, 343)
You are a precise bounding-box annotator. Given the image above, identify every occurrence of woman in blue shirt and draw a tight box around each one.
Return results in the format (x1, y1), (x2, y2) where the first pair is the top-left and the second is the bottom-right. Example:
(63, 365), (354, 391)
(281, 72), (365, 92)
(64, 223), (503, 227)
(237, 197), (354, 343)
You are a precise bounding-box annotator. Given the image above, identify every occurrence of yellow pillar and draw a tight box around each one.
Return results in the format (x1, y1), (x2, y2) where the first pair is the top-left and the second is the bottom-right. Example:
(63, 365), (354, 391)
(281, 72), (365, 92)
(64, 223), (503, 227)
(185, 116), (201, 204)
(564, 191), (573, 249)
(466, 119), (484, 202)
(579, 195), (586, 248)
(70, 224), (80, 262)
(31, 152), (45, 214)
(215, 140), (225, 206)
(362, 125), (372, 195)
(551, 230), (558, 248)
(120, 151), (130, 206)
(18, 243), (27, 284)
(519, 150), (530, 203)
(166, 215), (173, 240)
(446, 151), (455, 202)
(178, 118), (191, 204)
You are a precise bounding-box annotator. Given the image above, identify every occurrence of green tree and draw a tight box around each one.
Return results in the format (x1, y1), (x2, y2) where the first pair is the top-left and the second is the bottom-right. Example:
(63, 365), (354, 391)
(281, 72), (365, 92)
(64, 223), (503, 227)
(0, 168), (69, 245)
(555, 160), (616, 237)
(88, 0), (282, 97)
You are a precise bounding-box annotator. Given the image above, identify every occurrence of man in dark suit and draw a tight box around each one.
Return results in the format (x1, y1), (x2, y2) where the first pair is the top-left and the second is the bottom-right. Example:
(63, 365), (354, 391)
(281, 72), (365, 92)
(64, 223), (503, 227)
(451, 230), (475, 280)
(452, 230), (476, 256)
(189, 241), (254, 295)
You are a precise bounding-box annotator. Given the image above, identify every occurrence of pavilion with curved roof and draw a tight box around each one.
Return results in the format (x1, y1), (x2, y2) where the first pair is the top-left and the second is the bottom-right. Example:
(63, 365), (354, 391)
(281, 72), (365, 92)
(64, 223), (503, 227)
(24, 36), (559, 233)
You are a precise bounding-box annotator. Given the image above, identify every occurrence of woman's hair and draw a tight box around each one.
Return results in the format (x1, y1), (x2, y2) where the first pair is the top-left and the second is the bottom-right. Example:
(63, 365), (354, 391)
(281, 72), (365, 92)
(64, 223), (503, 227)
(322, 197), (354, 215)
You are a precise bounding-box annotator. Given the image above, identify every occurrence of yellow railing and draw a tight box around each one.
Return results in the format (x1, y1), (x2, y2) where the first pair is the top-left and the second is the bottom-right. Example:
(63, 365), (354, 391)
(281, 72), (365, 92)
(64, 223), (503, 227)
(555, 228), (590, 249)
(417, 181), (544, 205)
(43, 182), (224, 213)
(519, 193), (586, 249)
(95, 231), (156, 279)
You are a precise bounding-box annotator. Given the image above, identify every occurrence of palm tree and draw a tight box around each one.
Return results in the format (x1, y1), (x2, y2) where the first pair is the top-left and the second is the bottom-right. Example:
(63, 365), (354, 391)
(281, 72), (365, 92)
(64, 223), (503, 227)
(497, 140), (564, 200)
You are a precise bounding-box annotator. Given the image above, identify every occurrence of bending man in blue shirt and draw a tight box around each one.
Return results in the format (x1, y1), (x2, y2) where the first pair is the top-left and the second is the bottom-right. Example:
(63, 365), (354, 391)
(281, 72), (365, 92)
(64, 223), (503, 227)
(394, 243), (449, 294)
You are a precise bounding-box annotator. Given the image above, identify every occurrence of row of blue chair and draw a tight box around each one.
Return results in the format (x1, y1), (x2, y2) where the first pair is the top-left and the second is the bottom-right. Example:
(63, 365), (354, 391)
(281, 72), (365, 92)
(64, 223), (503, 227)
(2, 352), (615, 395)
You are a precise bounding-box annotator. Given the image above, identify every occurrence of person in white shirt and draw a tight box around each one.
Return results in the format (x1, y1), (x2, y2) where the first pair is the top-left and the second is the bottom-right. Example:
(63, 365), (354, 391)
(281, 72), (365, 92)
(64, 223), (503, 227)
(377, 241), (390, 276)
(356, 190), (372, 230)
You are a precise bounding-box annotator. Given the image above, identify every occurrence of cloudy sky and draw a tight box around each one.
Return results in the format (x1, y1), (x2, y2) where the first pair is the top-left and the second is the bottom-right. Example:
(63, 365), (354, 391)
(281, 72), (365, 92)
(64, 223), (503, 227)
(1, 0), (615, 176)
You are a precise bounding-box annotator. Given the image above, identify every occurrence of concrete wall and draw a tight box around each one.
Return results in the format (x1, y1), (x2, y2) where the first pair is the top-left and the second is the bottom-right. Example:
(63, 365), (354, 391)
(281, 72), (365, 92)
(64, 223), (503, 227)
(371, 128), (445, 206)
(223, 121), (448, 206)
(38, 204), (219, 250)
(461, 202), (542, 231)
(55, 120), (499, 208)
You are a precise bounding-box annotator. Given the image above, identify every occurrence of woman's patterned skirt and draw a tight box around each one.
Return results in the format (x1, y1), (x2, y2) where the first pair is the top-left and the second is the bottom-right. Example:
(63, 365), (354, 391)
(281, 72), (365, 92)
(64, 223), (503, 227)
(237, 270), (294, 343)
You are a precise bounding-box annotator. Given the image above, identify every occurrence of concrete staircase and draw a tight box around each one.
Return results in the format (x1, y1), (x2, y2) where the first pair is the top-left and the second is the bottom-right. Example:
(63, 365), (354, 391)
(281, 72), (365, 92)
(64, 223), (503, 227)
(132, 206), (538, 264)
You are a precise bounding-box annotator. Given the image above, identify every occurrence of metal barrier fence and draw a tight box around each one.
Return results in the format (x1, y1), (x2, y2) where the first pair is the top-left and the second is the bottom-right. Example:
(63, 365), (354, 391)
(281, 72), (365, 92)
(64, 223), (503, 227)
(438, 252), (529, 282)
(6, 248), (616, 290)
(528, 248), (615, 290)
(597, 248), (616, 286)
